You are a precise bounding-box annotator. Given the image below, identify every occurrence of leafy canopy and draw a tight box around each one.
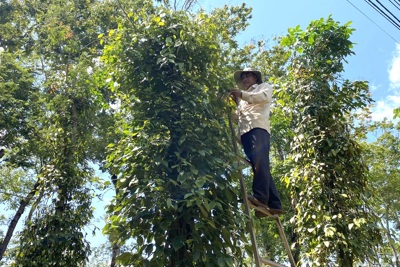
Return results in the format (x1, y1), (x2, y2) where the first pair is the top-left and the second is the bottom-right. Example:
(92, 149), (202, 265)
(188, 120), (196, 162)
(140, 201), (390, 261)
(102, 2), (254, 267)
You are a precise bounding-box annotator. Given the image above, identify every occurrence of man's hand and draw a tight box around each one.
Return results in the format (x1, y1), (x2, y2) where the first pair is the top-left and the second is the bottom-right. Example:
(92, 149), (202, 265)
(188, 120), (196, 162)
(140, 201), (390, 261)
(229, 89), (242, 99)
(229, 89), (241, 105)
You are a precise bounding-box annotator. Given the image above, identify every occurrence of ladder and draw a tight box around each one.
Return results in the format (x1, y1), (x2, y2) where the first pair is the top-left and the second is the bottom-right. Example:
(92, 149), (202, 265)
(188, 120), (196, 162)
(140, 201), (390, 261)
(228, 114), (296, 267)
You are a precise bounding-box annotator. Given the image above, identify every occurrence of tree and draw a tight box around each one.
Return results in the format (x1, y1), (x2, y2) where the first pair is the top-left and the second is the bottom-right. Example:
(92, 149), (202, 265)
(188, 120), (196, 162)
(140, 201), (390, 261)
(0, 1), (40, 262)
(0, 0), (115, 265)
(363, 119), (400, 266)
(102, 1), (254, 266)
(277, 17), (382, 266)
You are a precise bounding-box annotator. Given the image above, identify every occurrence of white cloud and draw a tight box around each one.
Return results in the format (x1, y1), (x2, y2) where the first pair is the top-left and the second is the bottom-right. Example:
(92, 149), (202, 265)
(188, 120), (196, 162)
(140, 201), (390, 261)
(388, 44), (400, 90)
(371, 95), (400, 121)
(388, 94), (400, 104)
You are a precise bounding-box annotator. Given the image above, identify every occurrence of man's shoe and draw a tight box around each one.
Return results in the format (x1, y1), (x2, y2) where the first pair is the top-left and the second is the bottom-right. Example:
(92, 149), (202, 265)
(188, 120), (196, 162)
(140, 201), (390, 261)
(269, 208), (284, 215)
(255, 210), (268, 218)
(248, 195), (283, 217)
(247, 195), (269, 209)
(255, 208), (283, 218)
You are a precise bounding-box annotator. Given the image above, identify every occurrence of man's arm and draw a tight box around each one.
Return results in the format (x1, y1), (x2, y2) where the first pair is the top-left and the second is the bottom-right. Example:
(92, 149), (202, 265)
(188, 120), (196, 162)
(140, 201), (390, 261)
(241, 83), (273, 104)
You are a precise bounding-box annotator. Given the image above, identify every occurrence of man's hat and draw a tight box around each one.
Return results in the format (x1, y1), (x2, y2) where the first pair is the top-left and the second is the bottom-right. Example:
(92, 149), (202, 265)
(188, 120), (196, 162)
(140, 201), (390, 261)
(234, 67), (263, 90)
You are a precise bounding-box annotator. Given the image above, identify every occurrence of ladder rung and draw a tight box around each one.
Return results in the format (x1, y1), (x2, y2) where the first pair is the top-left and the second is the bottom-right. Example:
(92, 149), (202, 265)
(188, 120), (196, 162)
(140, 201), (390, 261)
(236, 156), (252, 166)
(259, 257), (287, 267)
(248, 202), (279, 218)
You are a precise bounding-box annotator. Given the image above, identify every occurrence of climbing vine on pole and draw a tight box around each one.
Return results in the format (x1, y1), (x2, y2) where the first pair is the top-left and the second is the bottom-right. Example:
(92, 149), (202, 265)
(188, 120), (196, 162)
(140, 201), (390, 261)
(280, 17), (382, 266)
(102, 2), (254, 266)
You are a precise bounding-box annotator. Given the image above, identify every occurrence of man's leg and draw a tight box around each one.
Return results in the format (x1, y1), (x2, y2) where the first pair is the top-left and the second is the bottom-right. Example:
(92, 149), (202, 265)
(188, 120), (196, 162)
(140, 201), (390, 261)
(241, 128), (281, 209)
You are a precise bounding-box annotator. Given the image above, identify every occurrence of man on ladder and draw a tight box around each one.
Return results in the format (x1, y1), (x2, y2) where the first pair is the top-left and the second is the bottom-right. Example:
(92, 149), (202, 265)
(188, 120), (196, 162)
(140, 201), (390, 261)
(230, 67), (283, 217)
(229, 68), (296, 267)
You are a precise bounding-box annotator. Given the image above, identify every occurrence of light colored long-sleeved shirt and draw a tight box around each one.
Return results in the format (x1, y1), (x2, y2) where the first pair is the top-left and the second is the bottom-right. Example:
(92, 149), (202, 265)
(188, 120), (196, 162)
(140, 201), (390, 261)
(237, 82), (273, 136)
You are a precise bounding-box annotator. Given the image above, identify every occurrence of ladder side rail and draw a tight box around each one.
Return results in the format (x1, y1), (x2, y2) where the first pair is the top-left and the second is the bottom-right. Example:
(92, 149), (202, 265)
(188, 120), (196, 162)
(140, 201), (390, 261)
(259, 258), (287, 267)
(274, 218), (296, 267)
(248, 194), (297, 267)
(228, 112), (262, 267)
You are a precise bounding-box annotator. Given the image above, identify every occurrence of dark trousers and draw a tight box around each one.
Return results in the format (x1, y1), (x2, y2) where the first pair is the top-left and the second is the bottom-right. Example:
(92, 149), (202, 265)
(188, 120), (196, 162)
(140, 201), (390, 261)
(241, 128), (282, 209)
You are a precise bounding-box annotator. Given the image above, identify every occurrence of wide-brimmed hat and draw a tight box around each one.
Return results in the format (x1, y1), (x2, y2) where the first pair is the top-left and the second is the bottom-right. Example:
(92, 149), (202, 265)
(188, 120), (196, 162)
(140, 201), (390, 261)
(234, 67), (263, 89)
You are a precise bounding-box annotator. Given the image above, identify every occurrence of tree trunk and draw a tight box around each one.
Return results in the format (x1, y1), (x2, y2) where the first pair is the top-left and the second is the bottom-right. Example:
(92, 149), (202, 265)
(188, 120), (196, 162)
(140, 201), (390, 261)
(338, 247), (353, 267)
(290, 197), (300, 264)
(110, 174), (120, 267)
(0, 180), (39, 260)
(168, 216), (189, 267)
(385, 209), (400, 267)
(110, 244), (120, 267)
(291, 231), (300, 264)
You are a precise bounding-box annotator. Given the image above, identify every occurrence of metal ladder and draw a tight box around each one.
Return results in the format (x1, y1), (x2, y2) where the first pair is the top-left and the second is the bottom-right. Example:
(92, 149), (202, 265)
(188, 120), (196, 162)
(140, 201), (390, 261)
(228, 114), (296, 267)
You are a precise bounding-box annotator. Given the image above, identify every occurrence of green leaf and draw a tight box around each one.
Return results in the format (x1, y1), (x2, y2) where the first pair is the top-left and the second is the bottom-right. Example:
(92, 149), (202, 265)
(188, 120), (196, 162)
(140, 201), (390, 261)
(190, 165), (198, 175)
(324, 227), (335, 237)
(193, 249), (200, 261)
(117, 252), (132, 262)
(166, 198), (172, 208)
(199, 205), (208, 218)
(195, 179), (203, 188)
(137, 236), (144, 246)
(225, 257), (234, 266)
(218, 257), (225, 267)
(171, 236), (184, 251)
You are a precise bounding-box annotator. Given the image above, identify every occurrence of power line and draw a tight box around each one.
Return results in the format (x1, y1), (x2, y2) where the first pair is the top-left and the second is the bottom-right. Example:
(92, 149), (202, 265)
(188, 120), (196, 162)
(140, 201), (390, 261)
(345, 0), (400, 44)
(388, 0), (400, 11)
(377, 0), (400, 23)
(364, 0), (400, 30)
(367, 0), (400, 30)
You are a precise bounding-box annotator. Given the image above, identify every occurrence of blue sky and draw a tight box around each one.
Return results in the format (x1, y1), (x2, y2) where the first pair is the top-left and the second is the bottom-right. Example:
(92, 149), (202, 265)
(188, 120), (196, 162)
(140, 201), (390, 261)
(199, 0), (400, 121)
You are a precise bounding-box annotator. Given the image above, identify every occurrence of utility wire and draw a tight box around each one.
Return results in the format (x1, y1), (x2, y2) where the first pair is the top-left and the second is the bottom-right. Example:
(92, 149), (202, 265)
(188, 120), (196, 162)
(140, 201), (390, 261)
(345, 0), (400, 44)
(392, 0), (400, 7)
(389, 0), (400, 11)
(375, 0), (400, 27)
(365, 0), (400, 31)
(378, 0), (400, 17)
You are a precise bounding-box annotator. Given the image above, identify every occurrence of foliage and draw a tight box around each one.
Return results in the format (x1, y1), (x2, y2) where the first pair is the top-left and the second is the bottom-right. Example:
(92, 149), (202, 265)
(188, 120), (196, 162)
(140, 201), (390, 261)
(362, 119), (400, 266)
(0, 0), (116, 265)
(2, 0), (398, 265)
(0, 51), (36, 152)
(88, 243), (113, 267)
(102, 1), (253, 266)
(0, 1), (38, 168)
(394, 107), (400, 119)
(0, 167), (35, 210)
(277, 17), (382, 266)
